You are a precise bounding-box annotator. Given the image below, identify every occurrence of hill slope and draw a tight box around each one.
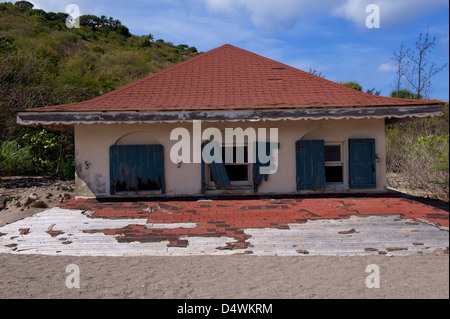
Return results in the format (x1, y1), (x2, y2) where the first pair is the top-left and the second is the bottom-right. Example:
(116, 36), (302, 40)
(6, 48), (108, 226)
(0, 1), (200, 141)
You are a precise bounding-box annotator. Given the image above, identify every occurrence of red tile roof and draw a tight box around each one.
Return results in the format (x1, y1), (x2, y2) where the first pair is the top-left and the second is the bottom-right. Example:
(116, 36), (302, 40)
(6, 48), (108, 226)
(29, 44), (442, 113)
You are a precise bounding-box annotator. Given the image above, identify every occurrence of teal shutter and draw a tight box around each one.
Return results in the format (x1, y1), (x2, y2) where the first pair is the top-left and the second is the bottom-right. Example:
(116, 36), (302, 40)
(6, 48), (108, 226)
(201, 142), (207, 193)
(253, 142), (280, 192)
(201, 141), (231, 190)
(349, 139), (376, 189)
(296, 140), (325, 190)
(110, 145), (165, 194)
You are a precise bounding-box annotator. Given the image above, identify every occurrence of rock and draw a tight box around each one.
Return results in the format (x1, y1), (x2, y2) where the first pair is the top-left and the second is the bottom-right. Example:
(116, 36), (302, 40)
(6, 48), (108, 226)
(63, 193), (72, 200)
(30, 200), (48, 209)
(20, 196), (35, 207)
(29, 193), (39, 200)
(0, 196), (7, 211)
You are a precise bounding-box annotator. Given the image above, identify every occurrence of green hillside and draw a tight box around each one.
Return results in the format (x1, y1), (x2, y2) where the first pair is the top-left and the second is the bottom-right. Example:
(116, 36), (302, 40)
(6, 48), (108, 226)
(0, 1), (199, 142)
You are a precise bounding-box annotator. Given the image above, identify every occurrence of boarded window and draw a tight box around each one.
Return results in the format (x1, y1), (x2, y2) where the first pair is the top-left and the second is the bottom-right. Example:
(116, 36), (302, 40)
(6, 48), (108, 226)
(110, 144), (165, 194)
(348, 139), (376, 189)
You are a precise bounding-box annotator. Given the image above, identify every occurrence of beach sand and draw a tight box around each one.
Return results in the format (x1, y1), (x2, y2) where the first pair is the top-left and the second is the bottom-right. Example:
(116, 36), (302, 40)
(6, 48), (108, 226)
(0, 253), (448, 299)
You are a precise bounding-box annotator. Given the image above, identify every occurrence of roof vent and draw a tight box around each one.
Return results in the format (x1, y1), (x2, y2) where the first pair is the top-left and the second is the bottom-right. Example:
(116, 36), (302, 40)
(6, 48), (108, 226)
(268, 78), (283, 82)
(272, 67), (286, 70)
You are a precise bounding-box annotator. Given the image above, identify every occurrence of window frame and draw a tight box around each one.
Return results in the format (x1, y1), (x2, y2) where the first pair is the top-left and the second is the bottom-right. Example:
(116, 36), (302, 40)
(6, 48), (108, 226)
(324, 142), (347, 188)
(205, 143), (253, 189)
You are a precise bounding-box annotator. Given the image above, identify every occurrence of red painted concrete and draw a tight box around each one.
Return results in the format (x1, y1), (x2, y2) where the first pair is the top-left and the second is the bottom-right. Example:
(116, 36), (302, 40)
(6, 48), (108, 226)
(61, 194), (448, 250)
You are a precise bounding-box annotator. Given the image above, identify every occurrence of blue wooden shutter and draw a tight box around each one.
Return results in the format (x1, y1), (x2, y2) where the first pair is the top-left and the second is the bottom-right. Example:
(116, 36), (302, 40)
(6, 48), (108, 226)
(201, 141), (231, 190)
(110, 144), (165, 194)
(296, 140), (325, 190)
(349, 139), (376, 189)
(253, 141), (280, 192)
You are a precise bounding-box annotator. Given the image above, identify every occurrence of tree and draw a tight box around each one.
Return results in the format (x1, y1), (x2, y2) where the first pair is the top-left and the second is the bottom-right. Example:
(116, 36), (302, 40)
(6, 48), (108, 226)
(404, 32), (448, 99)
(14, 1), (33, 10)
(80, 14), (101, 30)
(340, 81), (362, 91)
(340, 81), (380, 95)
(366, 88), (381, 96)
(309, 68), (325, 78)
(390, 89), (421, 99)
(391, 42), (409, 98)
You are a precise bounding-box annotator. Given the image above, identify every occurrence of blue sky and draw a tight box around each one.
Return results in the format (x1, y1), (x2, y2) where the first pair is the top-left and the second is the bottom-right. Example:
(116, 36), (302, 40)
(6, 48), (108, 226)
(31, 0), (449, 101)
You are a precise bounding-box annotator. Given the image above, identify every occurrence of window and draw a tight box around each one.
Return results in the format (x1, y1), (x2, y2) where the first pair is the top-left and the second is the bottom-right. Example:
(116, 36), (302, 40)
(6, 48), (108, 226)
(324, 144), (343, 185)
(109, 144), (165, 194)
(206, 146), (252, 188)
(296, 139), (376, 191)
(201, 141), (279, 192)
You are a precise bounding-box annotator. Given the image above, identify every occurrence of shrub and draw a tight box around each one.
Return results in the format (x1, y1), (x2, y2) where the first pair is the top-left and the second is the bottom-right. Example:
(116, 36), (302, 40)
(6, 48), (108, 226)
(417, 134), (449, 187)
(58, 155), (75, 179)
(386, 125), (449, 200)
(0, 140), (35, 176)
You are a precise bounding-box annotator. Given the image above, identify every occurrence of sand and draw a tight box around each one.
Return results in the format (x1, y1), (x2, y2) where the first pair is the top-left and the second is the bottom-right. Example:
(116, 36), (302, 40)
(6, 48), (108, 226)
(1, 177), (448, 299)
(0, 253), (448, 299)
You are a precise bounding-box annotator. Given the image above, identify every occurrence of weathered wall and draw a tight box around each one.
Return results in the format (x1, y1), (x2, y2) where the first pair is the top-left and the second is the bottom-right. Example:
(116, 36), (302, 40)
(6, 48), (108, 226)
(74, 118), (386, 197)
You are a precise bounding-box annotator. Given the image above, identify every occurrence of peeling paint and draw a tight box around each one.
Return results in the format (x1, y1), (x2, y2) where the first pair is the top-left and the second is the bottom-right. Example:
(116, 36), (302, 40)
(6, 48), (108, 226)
(1, 196), (448, 256)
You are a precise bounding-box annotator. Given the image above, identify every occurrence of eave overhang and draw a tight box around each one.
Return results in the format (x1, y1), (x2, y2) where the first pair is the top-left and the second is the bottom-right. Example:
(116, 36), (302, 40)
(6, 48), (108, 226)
(17, 105), (444, 127)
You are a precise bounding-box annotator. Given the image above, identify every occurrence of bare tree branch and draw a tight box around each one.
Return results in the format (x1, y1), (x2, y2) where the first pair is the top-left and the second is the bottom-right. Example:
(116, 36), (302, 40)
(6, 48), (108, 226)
(404, 31), (448, 99)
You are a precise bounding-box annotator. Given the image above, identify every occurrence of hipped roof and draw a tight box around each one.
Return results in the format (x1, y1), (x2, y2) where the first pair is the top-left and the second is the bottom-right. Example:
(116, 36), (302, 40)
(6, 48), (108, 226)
(27, 44), (442, 113)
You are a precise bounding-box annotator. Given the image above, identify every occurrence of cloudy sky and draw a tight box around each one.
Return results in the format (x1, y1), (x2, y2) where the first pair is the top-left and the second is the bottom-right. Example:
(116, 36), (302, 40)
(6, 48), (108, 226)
(30, 0), (449, 101)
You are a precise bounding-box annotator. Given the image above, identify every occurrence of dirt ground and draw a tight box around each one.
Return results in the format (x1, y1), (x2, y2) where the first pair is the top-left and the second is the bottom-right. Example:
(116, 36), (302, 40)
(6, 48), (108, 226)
(0, 176), (75, 227)
(0, 176), (448, 300)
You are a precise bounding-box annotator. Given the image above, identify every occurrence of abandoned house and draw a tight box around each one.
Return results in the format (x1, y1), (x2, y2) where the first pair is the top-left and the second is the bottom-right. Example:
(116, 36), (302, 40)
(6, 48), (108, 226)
(17, 44), (444, 198)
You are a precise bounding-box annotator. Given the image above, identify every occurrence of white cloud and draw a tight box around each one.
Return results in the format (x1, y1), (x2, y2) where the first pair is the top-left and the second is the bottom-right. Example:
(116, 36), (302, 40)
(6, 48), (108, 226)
(203, 0), (448, 31)
(378, 63), (397, 72)
(204, 0), (338, 32)
(333, 0), (449, 29)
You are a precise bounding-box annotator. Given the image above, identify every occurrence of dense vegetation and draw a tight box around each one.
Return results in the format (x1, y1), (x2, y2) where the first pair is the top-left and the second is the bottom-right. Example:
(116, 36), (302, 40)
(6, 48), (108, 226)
(0, 1), (199, 178)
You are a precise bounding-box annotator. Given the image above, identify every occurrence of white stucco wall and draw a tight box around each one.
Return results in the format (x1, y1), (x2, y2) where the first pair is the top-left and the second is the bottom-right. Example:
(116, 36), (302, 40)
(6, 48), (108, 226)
(74, 118), (386, 198)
